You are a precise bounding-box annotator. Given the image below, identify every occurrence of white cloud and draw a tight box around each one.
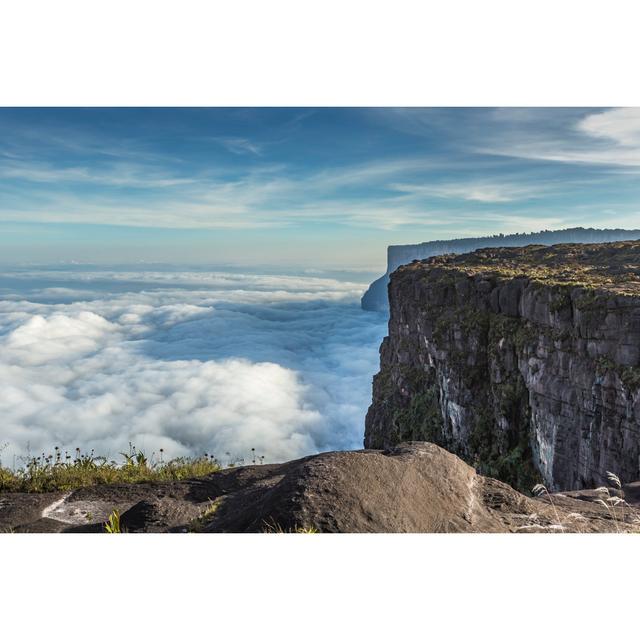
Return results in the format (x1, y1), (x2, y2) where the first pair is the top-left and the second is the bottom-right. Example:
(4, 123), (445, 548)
(493, 143), (640, 168)
(1, 144), (539, 231)
(577, 108), (640, 146)
(5, 109), (636, 232)
(0, 270), (387, 466)
(212, 137), (262, 156)
(481, 108), (640, 168)
(389, 181), (537, 203)
(0, 159), (198, 188)
(4, 311), (116, 365)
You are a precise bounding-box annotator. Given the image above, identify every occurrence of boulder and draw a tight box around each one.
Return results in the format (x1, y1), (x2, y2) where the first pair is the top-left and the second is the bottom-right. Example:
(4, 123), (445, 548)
(1, 443), (638, 533)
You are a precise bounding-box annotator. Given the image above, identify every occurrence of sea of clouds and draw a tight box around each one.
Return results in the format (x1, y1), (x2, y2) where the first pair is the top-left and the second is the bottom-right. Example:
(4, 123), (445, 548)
(0, 268), (387, 467)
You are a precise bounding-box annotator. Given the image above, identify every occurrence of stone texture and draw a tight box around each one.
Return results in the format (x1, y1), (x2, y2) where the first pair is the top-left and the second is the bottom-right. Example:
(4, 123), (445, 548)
(1, 443), (638, 533)
(365, 242), (640, 492)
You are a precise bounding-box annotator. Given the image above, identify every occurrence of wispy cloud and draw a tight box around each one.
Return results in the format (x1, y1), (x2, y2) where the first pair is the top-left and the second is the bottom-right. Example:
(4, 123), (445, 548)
(0, 159), (199, 188)
(212, 136), (262, 156)
(577, 108), (640, 146)
(0, 153), (617, 233)
(377, 107), (640, 169)
(483, 107), (640, 168)
(0, 150), (458, 229)
(389, 181), (538, 203)
(1, 107), (639, 240)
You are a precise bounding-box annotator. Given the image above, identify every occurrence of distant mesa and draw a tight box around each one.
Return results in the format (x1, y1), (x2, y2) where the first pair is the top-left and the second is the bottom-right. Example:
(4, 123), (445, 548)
(361, 227), (640, 312)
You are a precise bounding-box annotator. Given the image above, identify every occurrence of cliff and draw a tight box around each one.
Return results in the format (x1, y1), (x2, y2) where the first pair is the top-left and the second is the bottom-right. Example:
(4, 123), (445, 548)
(2, 442), (638, 533)
(365, 241), (640, 492)
(361, 227), (640, 312)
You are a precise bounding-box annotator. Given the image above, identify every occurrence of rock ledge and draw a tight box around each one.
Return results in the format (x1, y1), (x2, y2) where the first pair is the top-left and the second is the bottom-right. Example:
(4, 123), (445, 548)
(1, 443), (638, 533)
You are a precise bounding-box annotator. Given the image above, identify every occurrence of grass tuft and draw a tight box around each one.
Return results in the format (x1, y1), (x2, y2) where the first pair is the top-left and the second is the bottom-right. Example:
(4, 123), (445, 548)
(0, 444), (222, 493)
(532, 483), (563, 530)
(189, 497), (223, 532)
(262, 519), (320, 533)
(606, 471), (622, 490)
(104, 509), (122, 534)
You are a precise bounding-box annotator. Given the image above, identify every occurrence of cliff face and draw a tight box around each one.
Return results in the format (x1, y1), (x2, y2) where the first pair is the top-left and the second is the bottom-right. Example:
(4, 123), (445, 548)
(365, 241), (640, 492)
(361, 227), (640, 312)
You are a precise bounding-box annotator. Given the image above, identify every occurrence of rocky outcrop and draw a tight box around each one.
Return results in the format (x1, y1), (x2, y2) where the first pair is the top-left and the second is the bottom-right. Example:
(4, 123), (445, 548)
(2, 442), (638, 533)
(361, 227), (640, 312)
(365, 241), (640, 492)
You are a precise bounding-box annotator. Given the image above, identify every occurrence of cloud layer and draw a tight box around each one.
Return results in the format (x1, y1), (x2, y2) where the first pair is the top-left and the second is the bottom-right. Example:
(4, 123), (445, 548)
(0, 269), (387, 467)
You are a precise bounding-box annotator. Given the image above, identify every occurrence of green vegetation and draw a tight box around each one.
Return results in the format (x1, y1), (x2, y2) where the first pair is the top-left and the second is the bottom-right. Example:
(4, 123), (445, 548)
(549, 291), (571, 313)
(595, 357), (640, 392)
(374, 368), (395, 397)
(433, 316), (451, 343)
(466, 392), (541, 496)
(595, 356), (617, 374)
(414, 240), (640, 296)
(432, 306), (491, 345)
(189, 497), (223, 532)
(104, 510), (122, 533)
(262, 520), (320, 533)
(383, 241), (640, 496)
(620, 367), (640, 391)
(486, 314), (538, 352)
(574, 288), (602, 310)
(392, 385), (444, 445)
(388, 305), (543, 493)
(473, 315), (542, 492)
(0, 444), (222, 493)
(389, 365), (446, 445)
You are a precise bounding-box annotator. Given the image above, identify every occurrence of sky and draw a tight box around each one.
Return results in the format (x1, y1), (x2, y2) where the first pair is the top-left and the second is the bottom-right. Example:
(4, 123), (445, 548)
(1, 107), (640, 269)
(1, 107), (640, 464)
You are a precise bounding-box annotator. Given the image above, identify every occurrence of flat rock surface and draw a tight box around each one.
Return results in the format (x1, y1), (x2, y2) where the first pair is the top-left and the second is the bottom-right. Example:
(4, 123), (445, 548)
(414, 240), (640, 295)
(1, 443), (638, 533)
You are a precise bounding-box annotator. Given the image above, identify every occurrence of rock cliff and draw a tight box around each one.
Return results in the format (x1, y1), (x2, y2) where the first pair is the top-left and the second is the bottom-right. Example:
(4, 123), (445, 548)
(2, 442), (638, 533)
(365, 241), (640, 492)
(361, 227), (640, 312)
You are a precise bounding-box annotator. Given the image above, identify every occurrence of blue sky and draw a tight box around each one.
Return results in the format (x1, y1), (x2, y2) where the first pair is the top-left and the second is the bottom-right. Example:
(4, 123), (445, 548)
(1, 107), (639, 268)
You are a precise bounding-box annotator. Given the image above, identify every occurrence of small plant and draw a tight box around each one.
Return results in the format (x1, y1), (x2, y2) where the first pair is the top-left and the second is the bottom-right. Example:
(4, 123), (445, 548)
(593, 496), (624, 533)
(0, 441), (9, 467)
(532, 483), (563, 531)
(104, 510), (122, 533)
(0, 444), (222, 493)
(592, 472), (628, 532)
(606, 471), (622, 490)
(262, 519), (320, 533)
(189, 498), (223, 532)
